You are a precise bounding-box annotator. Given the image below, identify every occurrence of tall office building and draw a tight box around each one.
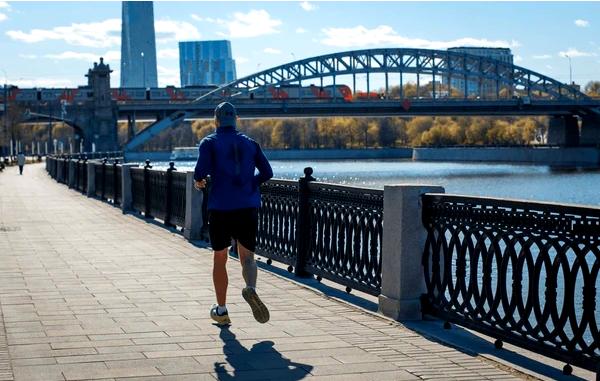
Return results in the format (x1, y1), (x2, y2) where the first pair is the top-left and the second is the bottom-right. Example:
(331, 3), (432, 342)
(120, 1), (158, 88)
(179, 40), (236, 86)
(444, 47), (513, 97)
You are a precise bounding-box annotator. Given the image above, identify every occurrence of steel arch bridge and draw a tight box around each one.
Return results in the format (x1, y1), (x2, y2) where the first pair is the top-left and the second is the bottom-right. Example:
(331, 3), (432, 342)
(125, 48), (598, 151)
(197, 48), (589, 102)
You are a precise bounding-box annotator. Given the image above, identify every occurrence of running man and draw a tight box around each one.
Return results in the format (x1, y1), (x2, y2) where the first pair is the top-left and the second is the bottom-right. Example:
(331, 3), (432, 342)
(193, 102), (273, 325)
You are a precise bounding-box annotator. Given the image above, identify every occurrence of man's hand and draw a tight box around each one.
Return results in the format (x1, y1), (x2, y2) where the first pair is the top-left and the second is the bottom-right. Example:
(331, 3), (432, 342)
(194, 179), (207, 190)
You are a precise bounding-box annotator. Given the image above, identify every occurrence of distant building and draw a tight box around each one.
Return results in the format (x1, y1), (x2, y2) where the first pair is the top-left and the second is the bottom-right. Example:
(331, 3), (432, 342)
(179, 40), (237, 86)
(120, 1), (158, 88)
(444, 47), (513, 97)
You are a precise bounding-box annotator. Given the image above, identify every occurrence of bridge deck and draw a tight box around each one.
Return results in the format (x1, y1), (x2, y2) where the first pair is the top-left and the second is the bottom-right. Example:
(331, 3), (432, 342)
(0, 164), (589, 381)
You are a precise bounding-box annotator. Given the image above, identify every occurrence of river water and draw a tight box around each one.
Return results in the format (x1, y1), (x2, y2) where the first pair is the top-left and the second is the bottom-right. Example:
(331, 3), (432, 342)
(154, 159), (600, 206)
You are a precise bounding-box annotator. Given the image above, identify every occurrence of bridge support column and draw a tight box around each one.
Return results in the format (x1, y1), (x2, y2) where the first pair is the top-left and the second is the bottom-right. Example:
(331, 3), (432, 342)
(548, 115), (579, 146)
(579, 115), (600, 146)
(184, 172), (204, 241)
(120, 164), (138, 213)
(378, 184), (445, 321)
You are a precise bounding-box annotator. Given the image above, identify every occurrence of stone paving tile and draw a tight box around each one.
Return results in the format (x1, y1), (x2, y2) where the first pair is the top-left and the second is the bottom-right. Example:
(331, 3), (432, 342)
(0, 164), (528, 381)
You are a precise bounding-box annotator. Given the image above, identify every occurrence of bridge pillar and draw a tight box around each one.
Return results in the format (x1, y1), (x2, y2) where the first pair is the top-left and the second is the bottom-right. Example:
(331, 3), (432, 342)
(547, 115), (579, 146)
(579, 115), (600, 146)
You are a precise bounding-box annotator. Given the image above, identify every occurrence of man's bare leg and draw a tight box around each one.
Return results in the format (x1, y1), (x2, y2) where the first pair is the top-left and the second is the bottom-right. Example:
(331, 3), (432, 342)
(213, 248), (229, 306)
(237, 243), (257, 289)
(238, 243), (269, 323)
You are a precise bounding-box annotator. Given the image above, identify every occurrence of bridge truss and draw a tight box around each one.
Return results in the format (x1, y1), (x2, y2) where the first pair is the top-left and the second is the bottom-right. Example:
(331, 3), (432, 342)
(197, 48), (589, 102)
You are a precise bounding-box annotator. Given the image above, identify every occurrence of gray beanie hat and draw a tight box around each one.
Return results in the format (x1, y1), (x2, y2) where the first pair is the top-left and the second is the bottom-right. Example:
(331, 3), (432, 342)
(214, 102), (237, 127)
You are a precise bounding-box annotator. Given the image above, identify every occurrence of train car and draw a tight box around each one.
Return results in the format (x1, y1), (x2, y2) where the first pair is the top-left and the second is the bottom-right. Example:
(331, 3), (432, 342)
(251, 84), (353, 102)
(180, 85), (219, 100)
(354, 91), (383, 100)
(40, 88), (81, 103)
(111, 88), (147, 101)
(14, 88), (39, 102)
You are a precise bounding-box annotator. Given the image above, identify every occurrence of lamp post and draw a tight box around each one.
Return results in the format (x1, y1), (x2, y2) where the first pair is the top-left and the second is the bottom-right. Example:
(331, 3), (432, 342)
(565, 54), (572, 85)
(1, 68), (7, 157)
(141, 52), (146, 88)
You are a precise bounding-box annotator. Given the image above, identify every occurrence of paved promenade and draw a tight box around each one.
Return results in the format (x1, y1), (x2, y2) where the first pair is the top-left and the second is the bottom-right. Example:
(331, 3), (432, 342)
(0, 164), (528, 380)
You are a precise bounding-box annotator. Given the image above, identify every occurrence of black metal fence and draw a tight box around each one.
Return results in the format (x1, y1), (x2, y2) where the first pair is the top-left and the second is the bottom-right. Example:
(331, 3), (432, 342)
(421, 193), (600, 374)
(255, 168), (383, 296)
(130, 160), (187, 227)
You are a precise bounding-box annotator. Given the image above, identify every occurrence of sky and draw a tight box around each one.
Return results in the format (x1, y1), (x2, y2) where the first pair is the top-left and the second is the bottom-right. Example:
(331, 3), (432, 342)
(0, 1), (599, 89)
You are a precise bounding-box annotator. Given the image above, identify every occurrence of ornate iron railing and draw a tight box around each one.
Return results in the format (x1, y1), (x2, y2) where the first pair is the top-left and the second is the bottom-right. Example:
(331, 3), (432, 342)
(256, 179), (299, 267)
(305, 182), (383, 295)
(131, 167), (146, 213)
(421, 193), (600, 374)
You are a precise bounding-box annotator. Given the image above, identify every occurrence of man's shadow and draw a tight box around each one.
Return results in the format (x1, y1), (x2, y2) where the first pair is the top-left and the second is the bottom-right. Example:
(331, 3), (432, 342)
(214, 327), (313, 380)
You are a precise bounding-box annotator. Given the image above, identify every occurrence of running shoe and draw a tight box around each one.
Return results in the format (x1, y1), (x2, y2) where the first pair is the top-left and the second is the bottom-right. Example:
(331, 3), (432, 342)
(242, 287), (270, 323)
(210, 305), (231, 325)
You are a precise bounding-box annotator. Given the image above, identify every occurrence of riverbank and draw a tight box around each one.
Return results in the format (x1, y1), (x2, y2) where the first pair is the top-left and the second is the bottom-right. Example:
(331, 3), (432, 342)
(413, 146), (600, 167)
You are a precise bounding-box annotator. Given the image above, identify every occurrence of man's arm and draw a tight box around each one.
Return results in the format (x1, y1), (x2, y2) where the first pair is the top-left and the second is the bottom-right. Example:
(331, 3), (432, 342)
(254, 143), (273, 185)
(194, 139), (213, 183)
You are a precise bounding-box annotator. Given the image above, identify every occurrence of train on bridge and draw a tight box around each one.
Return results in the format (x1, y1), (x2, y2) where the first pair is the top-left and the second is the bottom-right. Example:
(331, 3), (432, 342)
(1, 84), (356, 105)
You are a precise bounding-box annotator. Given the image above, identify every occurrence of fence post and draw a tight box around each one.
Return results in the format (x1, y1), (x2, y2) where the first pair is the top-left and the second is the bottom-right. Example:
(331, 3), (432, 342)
(86, 161), (96, 197)
(68, 158), (75, 188)
(113, 159), (119, 203)
(295, 167), (315, 277)
(75, 158), (81, 190)
(101, 157), (107, 200)
(378, 184), (445, 321)
(82, 157), (88, 193)
(165, 161), (176, 227)
(120, 163), (137, 213)
(184, 171), (204, 240)
(143, 159), (153, 218)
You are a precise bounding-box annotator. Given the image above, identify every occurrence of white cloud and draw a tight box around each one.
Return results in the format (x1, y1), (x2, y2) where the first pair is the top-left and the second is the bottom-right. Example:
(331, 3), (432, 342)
(0, 1), (9, 8)
(575, 19), (589, 28)
(533, 54), (552, 59)
(300, 1), (317, 11)
(214, 10), (281, 38)
(158, 48), (178, 59)
(0, 13), (6, 22)
(6, 18), (121, 48)
(155, 20), (200, 44)
(514, 55), (523, 63)
(19, 53), (37, 59)
(6, 18), (200, 48)
(157, 65), (179, 87)
(191, 14), (203, 22)
(559, 48), (597, 57)
(44, 50), (120, 63)
(296, 27), (307, 34)
(12, 78), (74, 88)
(263, 47), (281, 55)
(320, 25), (519, 49)
(235, 56), (249, 64)
(546, 65), (553, 70)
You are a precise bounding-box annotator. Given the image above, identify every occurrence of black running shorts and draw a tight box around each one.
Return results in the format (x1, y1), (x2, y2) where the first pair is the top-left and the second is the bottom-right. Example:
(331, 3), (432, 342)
(208, 208), (258, 252)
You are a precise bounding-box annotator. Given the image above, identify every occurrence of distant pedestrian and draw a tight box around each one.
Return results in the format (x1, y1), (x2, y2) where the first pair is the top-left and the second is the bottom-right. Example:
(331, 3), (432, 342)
(17, 152), (25, 175)
(194, 102), (273, 326)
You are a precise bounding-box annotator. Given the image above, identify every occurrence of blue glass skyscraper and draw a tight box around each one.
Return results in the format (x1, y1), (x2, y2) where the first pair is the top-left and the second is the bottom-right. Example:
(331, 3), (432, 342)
(179, 40), (237, 86)
(120, 1), (158, 88)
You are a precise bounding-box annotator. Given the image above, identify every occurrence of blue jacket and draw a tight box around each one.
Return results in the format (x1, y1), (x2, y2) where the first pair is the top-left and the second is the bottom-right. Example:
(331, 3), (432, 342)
(194, 126), (273, 211)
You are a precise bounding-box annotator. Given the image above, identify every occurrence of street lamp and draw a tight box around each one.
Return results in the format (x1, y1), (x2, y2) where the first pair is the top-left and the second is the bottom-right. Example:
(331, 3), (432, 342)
(141, 52), (146, 88)
(1, 68), (8, 157)
(565, 54), (572, 85)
